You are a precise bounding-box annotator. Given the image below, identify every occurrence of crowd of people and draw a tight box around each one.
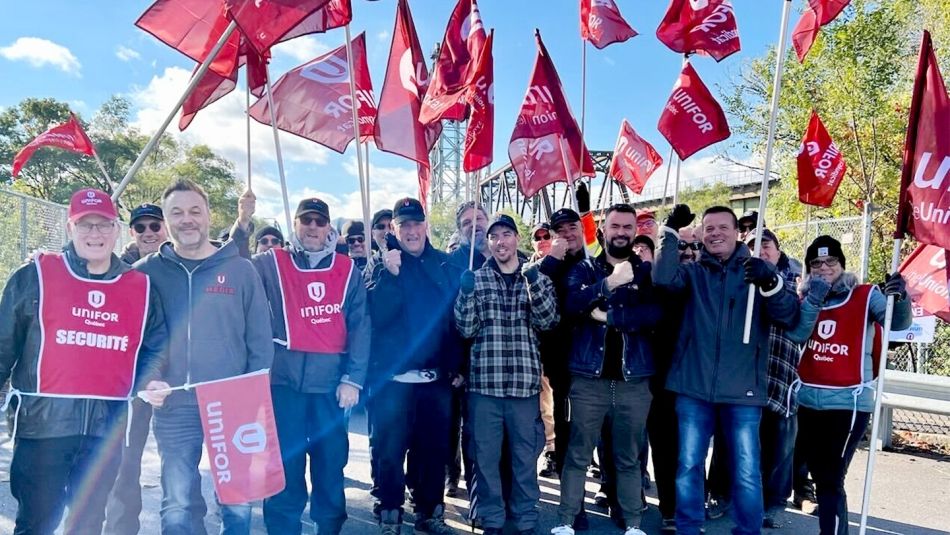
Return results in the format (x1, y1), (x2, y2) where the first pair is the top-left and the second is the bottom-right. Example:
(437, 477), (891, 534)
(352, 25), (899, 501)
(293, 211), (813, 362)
(0, 178), (912, 535)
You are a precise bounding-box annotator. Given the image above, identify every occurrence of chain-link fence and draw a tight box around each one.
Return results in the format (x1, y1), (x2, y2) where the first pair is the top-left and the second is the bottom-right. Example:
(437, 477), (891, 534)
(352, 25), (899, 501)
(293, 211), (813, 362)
(0, 188), (69, 282)
(770, 216), (865, 273)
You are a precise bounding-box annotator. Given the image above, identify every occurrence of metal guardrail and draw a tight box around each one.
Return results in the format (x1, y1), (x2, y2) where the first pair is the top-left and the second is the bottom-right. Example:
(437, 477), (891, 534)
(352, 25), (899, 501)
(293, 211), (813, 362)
(880, 369), (950, 446)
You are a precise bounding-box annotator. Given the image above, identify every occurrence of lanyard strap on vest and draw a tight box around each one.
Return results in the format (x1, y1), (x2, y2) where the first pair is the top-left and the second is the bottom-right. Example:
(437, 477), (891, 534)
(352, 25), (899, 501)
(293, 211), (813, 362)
(1, 388), (136, 447)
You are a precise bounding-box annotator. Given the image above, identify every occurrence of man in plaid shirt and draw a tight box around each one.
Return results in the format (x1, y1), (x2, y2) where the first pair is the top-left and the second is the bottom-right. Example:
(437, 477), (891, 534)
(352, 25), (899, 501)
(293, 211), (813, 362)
(454, 214), (559, 535)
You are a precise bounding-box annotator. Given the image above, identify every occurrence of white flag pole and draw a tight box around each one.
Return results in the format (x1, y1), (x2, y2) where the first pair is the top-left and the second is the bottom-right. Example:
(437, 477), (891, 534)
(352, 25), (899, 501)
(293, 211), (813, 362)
(111, 21), (238, 201)
(245, 77), (253, 190)
(661, 147), (675, 207)
(468, 169), (480, 270)
(673, 157), (682, 205)
(344, 24), (372, 257)
(263, 65), (294, 235)
(742, 0), (792, 344)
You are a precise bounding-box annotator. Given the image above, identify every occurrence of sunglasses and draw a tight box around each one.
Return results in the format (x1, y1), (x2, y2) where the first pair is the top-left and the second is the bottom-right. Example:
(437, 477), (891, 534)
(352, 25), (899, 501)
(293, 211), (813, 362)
(533, 232), (551, 242)
(809, 257), (840, 269)
(258, 237), (281, 246)
(298, 215), (329, 227)
(373, 223), (390, 231)
(347, 236), (365, 245)
(739, 224), (756, 232)
(678, 241), (702, 251)
(133, 222), (162, 234)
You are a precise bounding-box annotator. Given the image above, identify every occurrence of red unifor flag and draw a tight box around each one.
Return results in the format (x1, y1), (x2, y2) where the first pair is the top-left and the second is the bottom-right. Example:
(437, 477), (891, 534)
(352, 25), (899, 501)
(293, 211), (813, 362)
(12, 114), (97, 177)
(580, 0), (637, 50)
(608, 119), (663, 195)
(179, 42), (270, 131)
(249, 33), (376, 154)
(656, 0), (740, 62)
(224, 0), (333, 55)
(194, 370), (284, 505)
(657, 61), (731, 160)
(792, 0), (851, 63)
(898, 244), (950, 322)
(897, 31), (950, 250)
(509, 31), (594, 198)
(419, 0), (487, 124)
(462, 31), (494, 173)
(797, 111), (847, 207)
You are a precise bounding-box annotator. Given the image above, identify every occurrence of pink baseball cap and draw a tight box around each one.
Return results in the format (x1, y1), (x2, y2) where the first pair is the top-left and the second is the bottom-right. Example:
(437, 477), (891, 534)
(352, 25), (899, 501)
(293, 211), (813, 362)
(68, 188), (118, 221)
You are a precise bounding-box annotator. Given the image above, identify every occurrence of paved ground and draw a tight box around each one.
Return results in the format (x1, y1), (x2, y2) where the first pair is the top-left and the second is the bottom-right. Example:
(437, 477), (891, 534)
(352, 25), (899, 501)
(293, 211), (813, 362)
(0, 410), (947, 535)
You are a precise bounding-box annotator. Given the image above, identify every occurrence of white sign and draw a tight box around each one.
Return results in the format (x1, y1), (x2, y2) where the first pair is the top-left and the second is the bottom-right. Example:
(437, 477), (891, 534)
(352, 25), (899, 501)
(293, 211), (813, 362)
(889, 315), (936, 344)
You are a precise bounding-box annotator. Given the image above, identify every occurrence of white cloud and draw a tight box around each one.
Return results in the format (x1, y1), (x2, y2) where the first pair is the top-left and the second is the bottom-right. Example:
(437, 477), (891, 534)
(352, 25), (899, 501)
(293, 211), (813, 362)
(0, 37), (81, 75)
(272, 35), (330, 64)
(115, 45), (141, 62)
(376, 30), (391, 43)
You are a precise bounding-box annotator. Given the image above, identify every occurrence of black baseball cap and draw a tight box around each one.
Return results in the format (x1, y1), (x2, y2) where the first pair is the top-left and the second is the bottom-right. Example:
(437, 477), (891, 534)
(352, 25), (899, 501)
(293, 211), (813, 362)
(746, 228), (779, 249)
(372, 209), (393, 227)
(549, 208), (581, 230)
(393, 197), (425, 223)
(531, 222), (550, 236)
(295, 197), (331, 220)
(487, 214), (519, 235)
(130, 203), (163, 224)
(738, 210), (761, 229)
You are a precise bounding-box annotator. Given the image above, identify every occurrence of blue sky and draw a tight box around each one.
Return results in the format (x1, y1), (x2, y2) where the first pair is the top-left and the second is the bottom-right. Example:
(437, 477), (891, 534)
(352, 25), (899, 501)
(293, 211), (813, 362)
(0, 0), (788, 221)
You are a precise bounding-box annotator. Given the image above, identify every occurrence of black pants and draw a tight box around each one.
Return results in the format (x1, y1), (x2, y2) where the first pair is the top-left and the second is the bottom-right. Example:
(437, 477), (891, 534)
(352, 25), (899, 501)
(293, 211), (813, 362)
(548, 370), (572, 476)
(706, 430), (731, 502)
(647, 388), (679, 520)
(104, 400), (153, 535)
(760, 410), (798, 511)
(798, 407), (870, 535)
(11, 435), (121, 535)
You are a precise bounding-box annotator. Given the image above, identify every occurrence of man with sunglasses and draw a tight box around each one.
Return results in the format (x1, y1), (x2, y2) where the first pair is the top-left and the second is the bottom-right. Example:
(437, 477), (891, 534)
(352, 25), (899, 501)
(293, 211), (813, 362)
(737, 210), (764, 242)
(677, 228), (703, 264)
(120, 203), (166, 264)
(342, 220), (369, 272)
(530, 223), (553, 261)
(255, 226), (284, 254)
(371, 210), (394, 252)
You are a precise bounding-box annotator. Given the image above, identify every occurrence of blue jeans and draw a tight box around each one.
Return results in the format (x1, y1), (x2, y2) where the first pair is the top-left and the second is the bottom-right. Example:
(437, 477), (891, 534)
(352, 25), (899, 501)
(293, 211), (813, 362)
(153, 406), (252, 535)
(675, 395), (763, 535)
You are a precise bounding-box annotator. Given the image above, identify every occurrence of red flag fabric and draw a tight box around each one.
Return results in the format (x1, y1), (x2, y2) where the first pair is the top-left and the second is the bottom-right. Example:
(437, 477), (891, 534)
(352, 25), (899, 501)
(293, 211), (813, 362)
(417, 164), (432, 212)
(224, 0), (332, 55)
(656, 0), (740, 62)
(898, 31), (950, 249)
(898, 244), (950, 322)
(792, 0), (851, 63)
(12, 114), (97, 177)
(178, 42), (270, 131)
(608, 119), (663, 194)
(580, 0), (638, 50)
(797, 111), (847, 207)
(508, 32), (595, 198)
(419, 0), (487, 124)
(281, 0), (352, 41)
(657, 61), (731, 160)
(248, 33), (376, 154)
(135, 0), (241, 78)
(374, 0), (442, 166)
(462, 31), (494, 173)
(194, 370), (284, 505)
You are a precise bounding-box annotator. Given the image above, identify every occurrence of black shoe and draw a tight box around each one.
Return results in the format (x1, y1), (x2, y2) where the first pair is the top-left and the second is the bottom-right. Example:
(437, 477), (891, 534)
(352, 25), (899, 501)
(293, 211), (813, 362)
(414, 505), (455, 535)
(572, 511), (589, 531)
(379, 510), (402, 535)
(593, 491), (609, 509)
(539, 451), (558, 479)
(446, 479), (460, 498)
(608, 508), (625, 529)
(642, 471), (652, 490)
(705, 497), (730, 520)
(660, 518), (677, 533)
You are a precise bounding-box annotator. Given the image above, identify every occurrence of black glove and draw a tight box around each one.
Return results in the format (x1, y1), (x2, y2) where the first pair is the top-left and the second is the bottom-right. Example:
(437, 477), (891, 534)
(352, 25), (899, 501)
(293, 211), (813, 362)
(522, 263), (540, 284)
(575, 182), (591, 214)
(665, 204), (695, 231)
(883, 272), (907, 301)
(743, 257), (779, 292)
(460, 270), (476, 295)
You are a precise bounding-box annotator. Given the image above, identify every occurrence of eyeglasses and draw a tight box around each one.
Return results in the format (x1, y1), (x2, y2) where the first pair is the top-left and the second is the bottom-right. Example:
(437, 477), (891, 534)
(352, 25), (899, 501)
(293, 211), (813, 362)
(809, 257), (840, 269)
(373, 223), (390, 231)
(678, 241), (702, 251)
(298, 215), (329, 227)
(75, 220), (117, 235)
(133, 222), (162, 234)
(347, 236), (365, 245)
(533, 232), (551, 242)
(258, 237), (281, 246)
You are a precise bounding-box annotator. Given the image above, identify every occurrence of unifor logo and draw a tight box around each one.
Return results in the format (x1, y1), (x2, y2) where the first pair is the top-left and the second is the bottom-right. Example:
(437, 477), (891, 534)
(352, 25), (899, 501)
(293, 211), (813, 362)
(930, 248), (947, 269)
(88, 290), (106, 309)
(307, 282), (326, 303)
(217, 274), (226, 285)
(817, 320), (837, 340)
(232, 422), (267, 454)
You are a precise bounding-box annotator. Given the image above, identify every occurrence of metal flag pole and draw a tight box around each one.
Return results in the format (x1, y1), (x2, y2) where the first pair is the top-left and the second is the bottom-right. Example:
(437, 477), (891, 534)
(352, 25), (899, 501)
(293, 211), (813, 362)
(344, 24), (372, 258)
(558, 137), (580, 213)
(468, 169), (480, 270)
(246, 77), (253, 189)
(661, 147), (675, 207)
(111, 21), (238, 201)
(742, 0), (793, 344)
(264, 65), (294, 235)
(578, 40), (588, 188)
(92, 152), (116, 190)
(673, 157), (682, 205)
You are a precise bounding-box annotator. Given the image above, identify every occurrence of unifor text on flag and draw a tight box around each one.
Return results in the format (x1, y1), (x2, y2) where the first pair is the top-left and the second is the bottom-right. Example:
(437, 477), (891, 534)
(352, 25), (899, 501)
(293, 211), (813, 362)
(580, 0), (637, 50)
(657, 61), (730, 160)
(608, 119), (663, 195)
(656, 0), (740, 62)
(898, 243), (950, 322)
(462, 30), (494, 173)
(797, 111), (847, 208)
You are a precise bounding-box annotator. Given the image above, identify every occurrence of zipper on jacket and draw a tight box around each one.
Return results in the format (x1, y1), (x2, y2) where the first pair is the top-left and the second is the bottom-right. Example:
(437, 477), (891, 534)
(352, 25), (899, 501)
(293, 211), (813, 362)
(712, 270), (726, 400)
(172, 261), (195, 387)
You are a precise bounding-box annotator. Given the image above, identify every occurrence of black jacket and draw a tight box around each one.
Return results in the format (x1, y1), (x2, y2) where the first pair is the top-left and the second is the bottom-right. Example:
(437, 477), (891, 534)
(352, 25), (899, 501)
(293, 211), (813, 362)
(535, 250), (586, 380)
(0, 244), (167, 439)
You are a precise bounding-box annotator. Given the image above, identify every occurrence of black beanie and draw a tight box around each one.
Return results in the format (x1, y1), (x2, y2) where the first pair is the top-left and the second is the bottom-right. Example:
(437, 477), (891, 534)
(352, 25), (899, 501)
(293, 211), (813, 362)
(342, 220), (364, 238)
(255, 225), (284, 243)
(805, 235), (846, 269)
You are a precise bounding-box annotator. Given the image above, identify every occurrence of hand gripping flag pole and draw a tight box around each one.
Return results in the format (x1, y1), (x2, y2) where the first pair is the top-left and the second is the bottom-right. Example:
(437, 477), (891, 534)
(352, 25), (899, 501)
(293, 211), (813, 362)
(264, 65), (295, 235)
(111, 21), (238, 202)
(742, 0), (792, 344)
(344, 24), (373, 271)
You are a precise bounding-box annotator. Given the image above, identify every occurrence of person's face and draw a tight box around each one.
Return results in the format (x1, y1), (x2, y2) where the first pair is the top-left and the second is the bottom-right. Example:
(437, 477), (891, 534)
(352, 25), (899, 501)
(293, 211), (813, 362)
(347, 233), (366, 257)
(678, 227), (701, 263)
(130, 216), (166, 255)
(758, 239), (781, 266)
(810, 256), (843, 284)
(636, 217), (658, 238)
(164, 190), (211, 249)
(294, 212), (331, 252)
(489, 227), (519, 264)
(256, 235), (282, 253)
(459, 207), (487, 246)
(532, 228), (552, 257)
(553, 221), (584, 254)
(69, 214), (119, 264)
(738, 220), (756, 240)
(372, 217), (392, 247)
(702, 212), (739, 261)
(633, 243), (653, 262)
(395, 219), (428, 256)
(604, 211), (636, 259)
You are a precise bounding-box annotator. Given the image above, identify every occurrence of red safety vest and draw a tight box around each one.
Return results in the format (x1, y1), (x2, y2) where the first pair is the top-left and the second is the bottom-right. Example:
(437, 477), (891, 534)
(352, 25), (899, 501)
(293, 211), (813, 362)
(798, 284), (882, 389)
(272, 249), (352, 354)
(35, 252), (149, 399)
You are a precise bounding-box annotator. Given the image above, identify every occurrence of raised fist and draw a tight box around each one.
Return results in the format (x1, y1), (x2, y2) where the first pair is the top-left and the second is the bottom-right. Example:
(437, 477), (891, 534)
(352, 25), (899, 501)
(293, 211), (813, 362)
(665, 204), (695, 231)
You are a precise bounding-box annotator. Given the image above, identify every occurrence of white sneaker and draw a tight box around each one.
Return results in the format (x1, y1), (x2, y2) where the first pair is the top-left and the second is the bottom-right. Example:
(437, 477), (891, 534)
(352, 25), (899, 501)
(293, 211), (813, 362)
(551, 525), (575, 535)
(623, 528), (647, 535)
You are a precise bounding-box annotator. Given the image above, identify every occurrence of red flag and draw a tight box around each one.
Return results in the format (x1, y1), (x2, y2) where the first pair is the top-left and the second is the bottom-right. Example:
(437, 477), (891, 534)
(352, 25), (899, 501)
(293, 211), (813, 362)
(419, 0), (487, 124)
(792, 0), (851, 63)
(280, 0), (353, 41)
(224, 0), (332, 55)
(463, 31), (494, 173)
(12, 114), (97, 177)
(656, 0), (740, 62)
(897, 31), (950, 249)
(194, 370), (284, 505)
(797, 111), (847, 207)
(417, 164), (432, 212)
(249, 33), (376, 154)
(508, 32), (595, 198)
(178, 42), (270, 131)
(608, 119), (663, 195)
(657, 61), (731, 160)
(374, 0), (442, 166)
(580, 0), (638, 50)
(898, 244), (950, 322)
